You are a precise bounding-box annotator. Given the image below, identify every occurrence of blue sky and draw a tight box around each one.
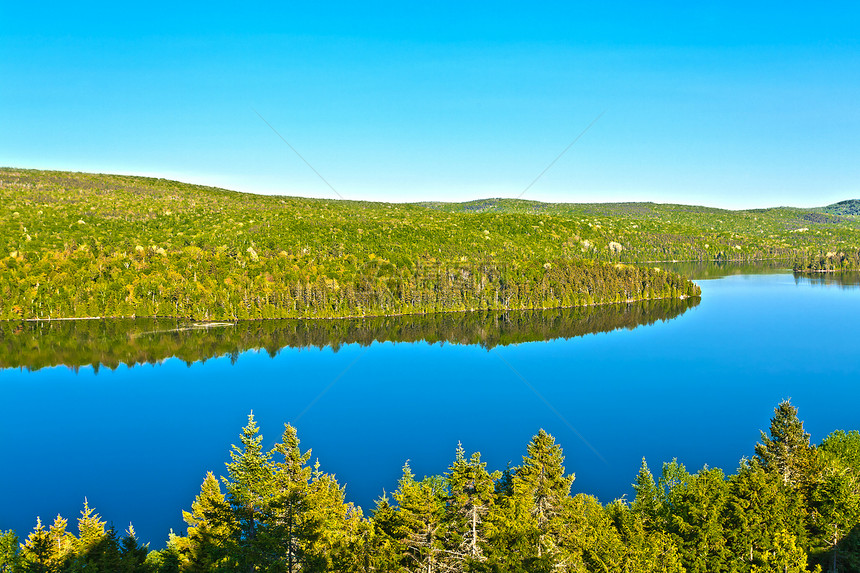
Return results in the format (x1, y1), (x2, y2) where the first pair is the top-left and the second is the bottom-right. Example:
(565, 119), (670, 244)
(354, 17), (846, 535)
(2, 2), (858, 208)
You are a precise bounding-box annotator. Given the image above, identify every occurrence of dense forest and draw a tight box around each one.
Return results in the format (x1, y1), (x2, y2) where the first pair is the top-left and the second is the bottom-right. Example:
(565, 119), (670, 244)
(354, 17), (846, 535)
(5, 168), (858, 321)
(0, 169), (704, 321)
(2, 401), (858, 572)
(0, 298), (697, 371)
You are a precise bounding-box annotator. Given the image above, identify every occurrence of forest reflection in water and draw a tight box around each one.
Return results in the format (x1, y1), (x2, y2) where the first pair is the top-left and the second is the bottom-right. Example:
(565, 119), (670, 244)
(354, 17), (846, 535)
(655, 260), (860, 288)
(1, 297), (699, 372)
(793, 271), (860, 288)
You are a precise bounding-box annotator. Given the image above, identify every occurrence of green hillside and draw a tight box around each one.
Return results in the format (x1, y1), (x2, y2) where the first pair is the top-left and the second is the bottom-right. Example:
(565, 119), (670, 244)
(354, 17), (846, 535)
(821, 199), (860, 217)
(2, 168), (856, 320)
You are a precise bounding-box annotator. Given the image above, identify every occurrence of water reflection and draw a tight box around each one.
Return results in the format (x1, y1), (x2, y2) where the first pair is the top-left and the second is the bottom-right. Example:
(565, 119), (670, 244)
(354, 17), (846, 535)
(653, 260), (792, 280)
(653, 260), (860, 289)
(793, 271), (860, 289)
(0, 297), (699, 371)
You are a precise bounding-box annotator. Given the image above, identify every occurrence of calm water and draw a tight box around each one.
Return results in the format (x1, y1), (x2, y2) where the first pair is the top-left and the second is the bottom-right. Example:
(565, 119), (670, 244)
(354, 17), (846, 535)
(1, 269), (859, 547)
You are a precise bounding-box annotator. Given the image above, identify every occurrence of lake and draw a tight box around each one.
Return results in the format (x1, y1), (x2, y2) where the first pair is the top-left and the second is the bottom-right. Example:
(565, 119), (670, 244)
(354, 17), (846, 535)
(1, 267), (859, 547)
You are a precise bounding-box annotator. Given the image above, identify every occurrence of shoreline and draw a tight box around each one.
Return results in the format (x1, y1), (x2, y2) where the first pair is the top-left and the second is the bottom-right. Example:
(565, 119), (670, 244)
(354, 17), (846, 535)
(11, 293), (698, 324)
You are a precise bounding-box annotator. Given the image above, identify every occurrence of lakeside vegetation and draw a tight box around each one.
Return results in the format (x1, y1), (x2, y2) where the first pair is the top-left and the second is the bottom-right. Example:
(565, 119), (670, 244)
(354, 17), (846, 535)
(0, 298), (697, 372)
(2, 168), (858, 321)
(2, 401), (859, 572)
(0, 169), (704, 321)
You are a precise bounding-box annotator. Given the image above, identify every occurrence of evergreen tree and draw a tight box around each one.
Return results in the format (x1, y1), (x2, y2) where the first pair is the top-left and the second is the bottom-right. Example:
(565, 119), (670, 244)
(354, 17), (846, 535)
(95, 525), (124, 573)
(511, 429), (575, 561)
(392, 462), (447, 573)
(47, 514), (74, 571)
(755, 400), (816, 487)
(267, 423), (320, 572)
(20, 518), (51, 573)
(662, 466), (729, 573)
(0, 530), (19, 573)
(305, 460), (356, 571)
(442, 443), (498, 566)
(119, 524), (151, 573)
(223, 412), (274, 572)
(631, 458), (661, 528)
(368, 493), (405, 572)
(75, 498), (107, 554)
(606, 500), (685, 572)
(724, 459), (807, 571)
(810, 430), (860, 571)
(180, 472), (235, 572)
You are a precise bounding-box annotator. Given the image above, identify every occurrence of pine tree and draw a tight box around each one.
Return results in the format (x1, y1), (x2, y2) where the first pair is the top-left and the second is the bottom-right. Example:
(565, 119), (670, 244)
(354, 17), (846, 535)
(443, 443), (498, 566)
(181, 472), (235, 572)
(0, 530), (19, 573)
(75, 498), (107, 553)
(119, 524), (150, 573)
(755, 400), (816, 487)
(392, 462), (447, 573)
(268, 423), (319, 572)
(631, 458), (661, 528)
(724, 459), (806, 570)
(47, 514), (74, 571)
(223, 412), (274, 573)
(20, 518), (51, 573)
(511, 429), (575, 560)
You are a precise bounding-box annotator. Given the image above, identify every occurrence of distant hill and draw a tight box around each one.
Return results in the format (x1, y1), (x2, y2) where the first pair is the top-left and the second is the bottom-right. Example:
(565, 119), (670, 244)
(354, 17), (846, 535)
(821, 199), (860, 217)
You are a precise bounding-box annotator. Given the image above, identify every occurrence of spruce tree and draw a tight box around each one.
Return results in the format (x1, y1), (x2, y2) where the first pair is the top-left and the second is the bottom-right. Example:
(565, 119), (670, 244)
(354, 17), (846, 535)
(631, 458), (661, 528)
(392, 462), (447, 573)
(75, 498), (107, 553)
(47, 514), (74, 571)
(368, 493), (405, 571)
(755, 400), (815, 487)
(443, 443), (498, 566)
(181, 472), (235, 572)
(0, 530), (19, 573)
(268, 423), (319, 572)
(223, 412), (274, 572)
(119, 524), (150, 573)
(724, 459), (806, 570)
(511, 429), (575, 560)
(20, 518), (51, 573)
(306, 459), (355, 570)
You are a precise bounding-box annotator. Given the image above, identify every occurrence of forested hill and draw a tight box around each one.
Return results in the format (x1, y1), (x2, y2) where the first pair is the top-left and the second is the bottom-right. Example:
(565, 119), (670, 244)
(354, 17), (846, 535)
(1, 168), (855, 320)
(0, 169), (699, 321)
(422, 197), (860, 255)
(822, 199), (860, 217)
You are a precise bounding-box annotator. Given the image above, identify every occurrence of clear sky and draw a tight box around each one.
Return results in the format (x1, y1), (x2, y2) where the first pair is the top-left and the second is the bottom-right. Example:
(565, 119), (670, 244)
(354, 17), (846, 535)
(2, 2), (858, 208)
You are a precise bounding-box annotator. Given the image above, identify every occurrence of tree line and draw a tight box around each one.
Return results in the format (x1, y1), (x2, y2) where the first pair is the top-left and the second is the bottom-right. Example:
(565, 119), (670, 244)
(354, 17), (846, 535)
(2, 401), (859, 572)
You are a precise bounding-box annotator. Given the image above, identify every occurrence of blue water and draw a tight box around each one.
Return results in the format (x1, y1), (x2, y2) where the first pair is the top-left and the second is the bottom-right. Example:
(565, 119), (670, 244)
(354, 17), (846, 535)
(1, 272), (859, 547)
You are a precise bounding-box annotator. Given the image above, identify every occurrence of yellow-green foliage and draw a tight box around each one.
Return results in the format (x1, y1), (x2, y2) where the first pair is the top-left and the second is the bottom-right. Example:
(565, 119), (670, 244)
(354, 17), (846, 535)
(0, 169), (707, 320)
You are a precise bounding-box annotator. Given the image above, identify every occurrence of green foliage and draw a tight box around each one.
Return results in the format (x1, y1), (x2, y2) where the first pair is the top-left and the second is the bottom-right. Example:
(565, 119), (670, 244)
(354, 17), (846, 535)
(8, 403), (860, 572)
(821, 199), (860, 217)
(755, 400), (817, 488)
(0, 530), (19, 573)
(0, 169), (713, 321)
